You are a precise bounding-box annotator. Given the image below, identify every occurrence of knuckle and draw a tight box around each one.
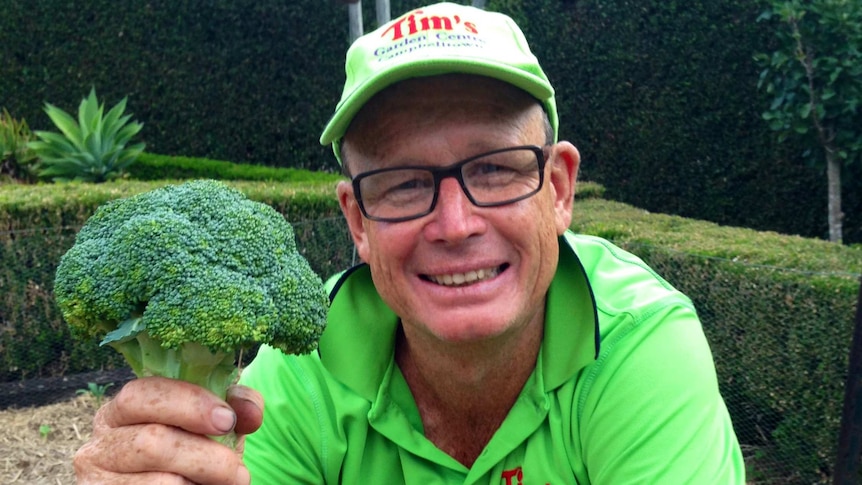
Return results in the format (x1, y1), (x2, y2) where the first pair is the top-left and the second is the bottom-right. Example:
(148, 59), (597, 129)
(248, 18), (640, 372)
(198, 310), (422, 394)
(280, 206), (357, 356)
(72, 441), (97, 476)
(131, 424), (183, 468)
(111, 381), (140, 412)
(73, 440), (121, 483)
(90, 404), (110, 434)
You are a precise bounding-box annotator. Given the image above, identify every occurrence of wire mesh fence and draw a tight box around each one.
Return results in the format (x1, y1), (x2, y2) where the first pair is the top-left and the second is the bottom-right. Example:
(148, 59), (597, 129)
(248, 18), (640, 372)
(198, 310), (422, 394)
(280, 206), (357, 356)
(1, 217), (859, 483)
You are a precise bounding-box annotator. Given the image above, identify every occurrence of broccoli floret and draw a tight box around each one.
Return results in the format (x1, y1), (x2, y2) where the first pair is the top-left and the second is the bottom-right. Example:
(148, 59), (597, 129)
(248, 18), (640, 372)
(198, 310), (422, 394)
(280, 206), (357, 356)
(54, 179), (329, 447)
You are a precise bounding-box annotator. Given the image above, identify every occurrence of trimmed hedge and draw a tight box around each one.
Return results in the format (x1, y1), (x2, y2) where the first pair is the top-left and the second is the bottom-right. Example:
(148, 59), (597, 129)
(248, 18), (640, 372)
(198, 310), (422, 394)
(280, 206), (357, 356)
(0, 179), (339, 229)
(572, 199), (861, 482)
(129, 152), (346, 183)
(0, 179), (348, 384)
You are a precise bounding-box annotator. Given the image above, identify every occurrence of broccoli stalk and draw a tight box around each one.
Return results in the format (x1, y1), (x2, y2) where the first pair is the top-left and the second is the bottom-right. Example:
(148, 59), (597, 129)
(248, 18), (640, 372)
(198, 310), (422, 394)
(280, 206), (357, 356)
(54, 180), (329, 448)
(105, 316), (242, 446)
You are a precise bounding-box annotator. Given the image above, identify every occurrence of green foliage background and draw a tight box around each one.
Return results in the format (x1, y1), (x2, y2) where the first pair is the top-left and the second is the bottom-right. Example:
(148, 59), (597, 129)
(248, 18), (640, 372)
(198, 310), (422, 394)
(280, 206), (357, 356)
(497, 0), (848, 241)
(2, 0), (859, 243)
(1, 0), (347, 171)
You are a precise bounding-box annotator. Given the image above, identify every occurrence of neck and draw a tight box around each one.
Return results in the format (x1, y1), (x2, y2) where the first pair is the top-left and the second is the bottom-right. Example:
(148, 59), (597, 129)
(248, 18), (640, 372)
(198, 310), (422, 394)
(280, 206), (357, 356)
(397, 324), (542, 400)
(394, 311), (544, 467)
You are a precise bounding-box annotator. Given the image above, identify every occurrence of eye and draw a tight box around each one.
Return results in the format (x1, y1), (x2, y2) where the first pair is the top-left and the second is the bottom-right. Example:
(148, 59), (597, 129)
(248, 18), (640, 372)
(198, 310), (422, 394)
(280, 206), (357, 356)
(388, 177), (431, 192)
(476, 162), (517, 175)
(366, 170), (434, 203)
(465, 160), (521, 185)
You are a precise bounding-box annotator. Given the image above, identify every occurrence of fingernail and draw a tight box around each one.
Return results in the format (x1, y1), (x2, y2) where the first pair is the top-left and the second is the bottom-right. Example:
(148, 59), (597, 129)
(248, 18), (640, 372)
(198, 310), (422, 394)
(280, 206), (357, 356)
(212, 406), (236, 433)
(235, 465), (251, 484)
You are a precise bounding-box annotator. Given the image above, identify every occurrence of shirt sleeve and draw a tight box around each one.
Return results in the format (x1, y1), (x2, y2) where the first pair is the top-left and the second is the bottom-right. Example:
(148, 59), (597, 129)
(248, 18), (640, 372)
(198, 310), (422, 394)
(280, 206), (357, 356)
(238, 345), (328, 484)
(577, 302), (746, 484)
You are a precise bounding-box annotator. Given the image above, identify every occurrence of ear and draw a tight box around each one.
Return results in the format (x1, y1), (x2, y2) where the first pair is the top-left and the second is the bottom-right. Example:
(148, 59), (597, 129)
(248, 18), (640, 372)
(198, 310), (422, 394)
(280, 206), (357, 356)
(337, 181), (371, 262)
(546, 142), (580, 234)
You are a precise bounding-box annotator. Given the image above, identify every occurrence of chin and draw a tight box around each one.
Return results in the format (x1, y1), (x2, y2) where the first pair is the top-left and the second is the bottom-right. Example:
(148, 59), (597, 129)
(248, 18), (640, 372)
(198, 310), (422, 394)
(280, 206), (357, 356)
(426, 319), (513, 343)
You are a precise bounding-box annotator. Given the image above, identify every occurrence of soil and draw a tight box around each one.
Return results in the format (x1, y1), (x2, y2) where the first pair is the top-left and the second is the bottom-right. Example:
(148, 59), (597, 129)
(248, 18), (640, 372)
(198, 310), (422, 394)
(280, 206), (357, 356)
(0, 369), (132, 484)
(0, 394), (96, 484)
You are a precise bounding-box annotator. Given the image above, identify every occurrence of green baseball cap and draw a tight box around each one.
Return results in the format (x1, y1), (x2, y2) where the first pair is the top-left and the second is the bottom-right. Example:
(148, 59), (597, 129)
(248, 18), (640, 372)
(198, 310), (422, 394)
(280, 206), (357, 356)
(320, 2), (558, 165)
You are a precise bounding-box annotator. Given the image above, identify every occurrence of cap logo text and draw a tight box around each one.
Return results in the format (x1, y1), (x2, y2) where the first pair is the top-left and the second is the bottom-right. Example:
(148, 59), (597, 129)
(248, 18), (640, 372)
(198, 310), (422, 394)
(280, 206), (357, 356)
(381, 9), (478, 41)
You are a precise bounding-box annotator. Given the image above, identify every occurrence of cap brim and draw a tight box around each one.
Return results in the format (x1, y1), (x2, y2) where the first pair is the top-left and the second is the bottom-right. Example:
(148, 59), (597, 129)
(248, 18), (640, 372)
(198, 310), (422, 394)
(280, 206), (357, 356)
(319, 57), (554, 146)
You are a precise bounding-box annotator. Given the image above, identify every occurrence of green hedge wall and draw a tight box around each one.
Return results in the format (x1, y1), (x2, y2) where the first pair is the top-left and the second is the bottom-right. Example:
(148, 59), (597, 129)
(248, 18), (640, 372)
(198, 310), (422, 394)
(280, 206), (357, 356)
(0, 0), (859, 243)
(571, 199), (861, 482)
(129, 152), (346, 183)
(0, 0), (349, 171)
(0, 180), (348, 383)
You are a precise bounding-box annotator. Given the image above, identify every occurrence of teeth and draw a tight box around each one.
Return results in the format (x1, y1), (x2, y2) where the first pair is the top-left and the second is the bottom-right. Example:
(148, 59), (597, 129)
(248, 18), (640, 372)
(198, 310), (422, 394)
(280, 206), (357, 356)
(428, 267), (499, 287)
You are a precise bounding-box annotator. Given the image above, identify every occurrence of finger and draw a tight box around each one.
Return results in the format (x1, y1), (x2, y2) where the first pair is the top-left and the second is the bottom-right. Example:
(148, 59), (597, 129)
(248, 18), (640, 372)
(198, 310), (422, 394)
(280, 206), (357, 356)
(74, 468), (197, 485)
(76, 423), (251, 485)
(98, 377), (237, 437)
(226, 385), (264, 435)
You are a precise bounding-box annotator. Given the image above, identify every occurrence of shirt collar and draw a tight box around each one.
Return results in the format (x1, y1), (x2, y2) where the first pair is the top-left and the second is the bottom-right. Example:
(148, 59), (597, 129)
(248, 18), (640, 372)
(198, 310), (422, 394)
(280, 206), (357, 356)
(318, 233), (600, 399)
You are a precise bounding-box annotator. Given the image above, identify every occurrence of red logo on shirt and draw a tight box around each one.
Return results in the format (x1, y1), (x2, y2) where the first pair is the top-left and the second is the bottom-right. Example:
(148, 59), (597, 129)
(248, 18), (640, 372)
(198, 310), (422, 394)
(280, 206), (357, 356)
(501, 467), (523, 485)
(501, 467), (551, 485)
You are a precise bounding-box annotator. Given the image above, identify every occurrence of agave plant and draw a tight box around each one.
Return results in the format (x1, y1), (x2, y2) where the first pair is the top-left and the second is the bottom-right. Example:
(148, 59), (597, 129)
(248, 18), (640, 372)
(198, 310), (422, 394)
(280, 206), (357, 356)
(0, 108), (39, 183)
(29, 88), (145, 183)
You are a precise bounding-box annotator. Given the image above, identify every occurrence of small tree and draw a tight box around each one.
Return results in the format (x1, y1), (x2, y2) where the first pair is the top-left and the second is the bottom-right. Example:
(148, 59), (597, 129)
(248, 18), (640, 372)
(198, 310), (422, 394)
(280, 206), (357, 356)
(756, 0), (862, 243)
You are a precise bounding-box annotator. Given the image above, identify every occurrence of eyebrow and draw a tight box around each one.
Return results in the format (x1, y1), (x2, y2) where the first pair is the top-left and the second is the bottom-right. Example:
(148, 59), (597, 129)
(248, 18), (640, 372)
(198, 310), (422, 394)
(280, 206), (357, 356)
(356, 140), (543, 171)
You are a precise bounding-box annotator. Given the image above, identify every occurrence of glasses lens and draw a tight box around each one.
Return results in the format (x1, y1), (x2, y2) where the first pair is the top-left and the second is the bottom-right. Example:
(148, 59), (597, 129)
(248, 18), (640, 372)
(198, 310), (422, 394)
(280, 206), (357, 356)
(357, 168), (435, 221)
(462, 148), (542, 205)
(355, 146), (543, 222)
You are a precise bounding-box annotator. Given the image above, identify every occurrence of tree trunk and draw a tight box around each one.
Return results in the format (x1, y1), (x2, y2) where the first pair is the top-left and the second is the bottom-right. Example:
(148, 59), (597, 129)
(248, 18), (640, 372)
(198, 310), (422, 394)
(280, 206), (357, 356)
(348, 1), (363, 43)
(790, 17), (846, 244)
(826, 151), (844, 243)
(376, 0), (390, 25)
(472, 0), (487, 8)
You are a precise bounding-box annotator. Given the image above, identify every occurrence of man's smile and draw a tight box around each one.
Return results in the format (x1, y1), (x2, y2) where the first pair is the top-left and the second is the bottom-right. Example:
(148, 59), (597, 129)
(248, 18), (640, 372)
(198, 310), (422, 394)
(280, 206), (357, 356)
(422, 264), (508, 287)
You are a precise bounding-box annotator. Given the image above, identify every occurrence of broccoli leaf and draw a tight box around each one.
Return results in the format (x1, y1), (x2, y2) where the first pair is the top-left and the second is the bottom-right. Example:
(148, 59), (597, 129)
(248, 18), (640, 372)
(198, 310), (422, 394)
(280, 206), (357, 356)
(100, 315), (146, 346)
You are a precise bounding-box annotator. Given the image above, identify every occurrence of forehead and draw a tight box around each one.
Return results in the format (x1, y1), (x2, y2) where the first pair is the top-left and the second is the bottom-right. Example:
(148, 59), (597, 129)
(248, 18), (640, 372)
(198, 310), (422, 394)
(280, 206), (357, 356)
(342, 75), (544, 171)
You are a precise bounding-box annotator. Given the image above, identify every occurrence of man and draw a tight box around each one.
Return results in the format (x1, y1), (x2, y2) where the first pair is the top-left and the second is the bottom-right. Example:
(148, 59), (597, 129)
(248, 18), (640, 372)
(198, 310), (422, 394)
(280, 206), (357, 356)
(74, 3), (745, 483)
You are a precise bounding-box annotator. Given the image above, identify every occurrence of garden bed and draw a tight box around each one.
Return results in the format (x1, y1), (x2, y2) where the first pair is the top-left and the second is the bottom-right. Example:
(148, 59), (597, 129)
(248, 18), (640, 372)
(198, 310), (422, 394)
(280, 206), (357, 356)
(0, 394), (95, 484)
(0, 369), (133, 410)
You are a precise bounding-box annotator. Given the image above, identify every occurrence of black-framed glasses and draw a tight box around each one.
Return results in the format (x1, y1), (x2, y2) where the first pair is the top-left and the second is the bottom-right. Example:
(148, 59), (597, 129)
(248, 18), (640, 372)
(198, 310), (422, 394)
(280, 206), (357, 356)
(352, 145), (547, 223)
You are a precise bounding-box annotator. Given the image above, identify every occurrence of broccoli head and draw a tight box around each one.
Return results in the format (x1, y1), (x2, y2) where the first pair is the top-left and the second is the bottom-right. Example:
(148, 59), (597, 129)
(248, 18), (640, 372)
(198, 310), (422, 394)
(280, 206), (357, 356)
(54, 179), (328, 445)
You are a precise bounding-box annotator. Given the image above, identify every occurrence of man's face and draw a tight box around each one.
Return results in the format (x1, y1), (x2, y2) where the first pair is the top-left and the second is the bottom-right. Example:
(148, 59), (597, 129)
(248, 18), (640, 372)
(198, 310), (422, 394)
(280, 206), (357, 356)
(336, 75), (580, 346)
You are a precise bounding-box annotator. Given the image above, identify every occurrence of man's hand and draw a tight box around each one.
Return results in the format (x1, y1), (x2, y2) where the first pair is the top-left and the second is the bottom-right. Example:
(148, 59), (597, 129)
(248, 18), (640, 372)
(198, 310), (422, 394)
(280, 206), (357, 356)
(73, 377), (264, 484)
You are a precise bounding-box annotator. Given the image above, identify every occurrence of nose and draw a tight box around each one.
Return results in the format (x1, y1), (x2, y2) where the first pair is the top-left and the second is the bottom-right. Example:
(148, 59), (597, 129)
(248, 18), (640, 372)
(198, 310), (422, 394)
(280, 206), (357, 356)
(424, 177), (486, 243)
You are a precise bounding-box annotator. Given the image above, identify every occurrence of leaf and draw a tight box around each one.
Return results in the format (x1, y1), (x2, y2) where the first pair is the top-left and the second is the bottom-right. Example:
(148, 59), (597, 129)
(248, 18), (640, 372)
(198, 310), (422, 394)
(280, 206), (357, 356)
(30, 89), (145, 183)
(79, 88), (103, 135)
(770, 95), (786, 110)
(101, 316), (146, 346)
(43, 103), (85, 151)
(114, 121), (144, 146)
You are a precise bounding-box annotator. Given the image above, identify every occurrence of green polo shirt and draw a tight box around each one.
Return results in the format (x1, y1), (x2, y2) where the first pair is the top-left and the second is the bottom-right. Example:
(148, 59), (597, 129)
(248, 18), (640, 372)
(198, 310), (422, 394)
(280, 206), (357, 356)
(240, 231), (745, 484)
